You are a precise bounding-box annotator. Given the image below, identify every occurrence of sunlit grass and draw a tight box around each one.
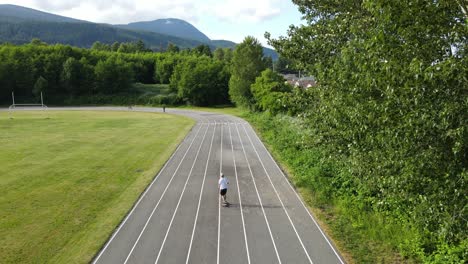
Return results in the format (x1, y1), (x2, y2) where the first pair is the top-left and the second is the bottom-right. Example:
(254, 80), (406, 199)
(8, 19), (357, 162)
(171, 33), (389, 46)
(0, 110), (194, 263)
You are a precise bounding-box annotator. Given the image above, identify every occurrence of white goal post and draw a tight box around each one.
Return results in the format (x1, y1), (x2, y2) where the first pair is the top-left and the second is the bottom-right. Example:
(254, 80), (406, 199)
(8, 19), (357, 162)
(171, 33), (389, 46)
(8, 92), (48, 118)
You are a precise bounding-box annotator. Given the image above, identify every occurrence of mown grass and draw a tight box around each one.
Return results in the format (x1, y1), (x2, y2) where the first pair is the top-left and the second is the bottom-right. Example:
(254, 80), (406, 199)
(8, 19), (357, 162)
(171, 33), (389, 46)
(0, 110), (194, 263)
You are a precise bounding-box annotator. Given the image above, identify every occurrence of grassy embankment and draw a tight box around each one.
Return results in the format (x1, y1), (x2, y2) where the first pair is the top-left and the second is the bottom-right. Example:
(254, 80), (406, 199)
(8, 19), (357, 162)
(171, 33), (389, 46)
(242, 112), (420, 264)
(0, 110), (194, 263)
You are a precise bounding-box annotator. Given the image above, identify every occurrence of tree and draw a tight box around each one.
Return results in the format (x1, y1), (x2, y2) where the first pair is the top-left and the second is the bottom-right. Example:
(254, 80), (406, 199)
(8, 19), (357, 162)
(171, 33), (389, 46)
(154, 54), (179, 84)
(30, 38), (47, 46)
(267, 0), (467, 260)
(135, 40), (146, 53)
(111, 42), (120, 52)
(274, 55), (297, 74)
(192, 44), (212, 57)
(251, 69), (291, 114)
(61, 57), (82, 95)
(213, 48), (225, 61)
(33, 76), (48, 98)
(228, 36), (266, 108)
(91, 41), (109, 51)
(166, 43), (180, 53)
(60, 56), (94, 96)
(171, 56), (229, 106)
(95, 56), (133, 94)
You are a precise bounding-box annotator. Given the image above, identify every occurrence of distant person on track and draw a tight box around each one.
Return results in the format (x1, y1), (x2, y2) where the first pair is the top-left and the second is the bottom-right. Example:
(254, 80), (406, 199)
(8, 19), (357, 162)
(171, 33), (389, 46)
(218, 173), (229, 205)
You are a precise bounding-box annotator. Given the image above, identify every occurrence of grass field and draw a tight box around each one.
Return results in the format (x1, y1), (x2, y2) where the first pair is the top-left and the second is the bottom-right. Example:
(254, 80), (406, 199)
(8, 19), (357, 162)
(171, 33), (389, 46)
(0, 110), (194, 263)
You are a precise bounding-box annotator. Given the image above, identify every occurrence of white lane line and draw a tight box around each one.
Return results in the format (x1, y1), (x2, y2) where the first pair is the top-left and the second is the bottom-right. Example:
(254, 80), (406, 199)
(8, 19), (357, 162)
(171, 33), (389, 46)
(243, 124), (345, 264)
(122, 124), (205, 264)
(241, 124), (314, 264)
(217, 123), (223, 264)
(154, 123), (211, 264)
(228, 123), (251, 264)
(234, 124), (282, 264)
(92, 125), (190, 264)
(185, 123), (217, 264)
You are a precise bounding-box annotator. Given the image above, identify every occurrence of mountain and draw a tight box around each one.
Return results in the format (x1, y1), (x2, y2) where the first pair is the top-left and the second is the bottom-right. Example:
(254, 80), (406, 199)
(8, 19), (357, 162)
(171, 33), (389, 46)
(0, 20), (206, 50)
(119, 18), (211, 43)
(0, 4), (278, 59)
(0, 4), (85, 23)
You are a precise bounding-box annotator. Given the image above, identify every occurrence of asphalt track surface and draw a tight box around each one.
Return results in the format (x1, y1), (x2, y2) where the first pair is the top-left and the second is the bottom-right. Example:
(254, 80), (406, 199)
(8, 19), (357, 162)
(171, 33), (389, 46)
(4, 107), (345, 264)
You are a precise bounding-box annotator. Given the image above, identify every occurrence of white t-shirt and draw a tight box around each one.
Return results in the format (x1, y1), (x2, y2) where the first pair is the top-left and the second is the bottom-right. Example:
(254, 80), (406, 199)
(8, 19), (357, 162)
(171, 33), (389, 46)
(218, 177), (229, 190)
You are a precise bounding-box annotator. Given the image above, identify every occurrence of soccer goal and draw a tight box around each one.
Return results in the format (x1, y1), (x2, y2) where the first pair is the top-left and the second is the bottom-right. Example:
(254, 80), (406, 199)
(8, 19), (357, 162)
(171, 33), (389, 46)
(8, 92), (49, 119)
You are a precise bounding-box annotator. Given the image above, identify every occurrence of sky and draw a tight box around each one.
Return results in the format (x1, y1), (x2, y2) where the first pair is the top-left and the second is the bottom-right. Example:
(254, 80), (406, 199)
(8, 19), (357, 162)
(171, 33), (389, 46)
(0, 0), (304, 47)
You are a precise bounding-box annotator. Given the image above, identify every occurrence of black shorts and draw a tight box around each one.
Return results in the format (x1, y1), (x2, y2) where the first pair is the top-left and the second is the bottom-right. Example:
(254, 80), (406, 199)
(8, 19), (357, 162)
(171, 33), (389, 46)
(220, 189), (227, 196)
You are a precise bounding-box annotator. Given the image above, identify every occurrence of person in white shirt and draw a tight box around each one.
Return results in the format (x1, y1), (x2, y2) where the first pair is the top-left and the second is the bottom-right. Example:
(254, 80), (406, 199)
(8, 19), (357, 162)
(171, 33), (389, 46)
(218, 173), (229, 204)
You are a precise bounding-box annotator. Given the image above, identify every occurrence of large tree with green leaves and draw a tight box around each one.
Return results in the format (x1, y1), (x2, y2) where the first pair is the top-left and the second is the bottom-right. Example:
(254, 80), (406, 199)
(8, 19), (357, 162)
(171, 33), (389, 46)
(171, 56), (229, 106)
(251, 69), (291, 114)
(267, 0), (467, 261)
(228, 36), (266, 108)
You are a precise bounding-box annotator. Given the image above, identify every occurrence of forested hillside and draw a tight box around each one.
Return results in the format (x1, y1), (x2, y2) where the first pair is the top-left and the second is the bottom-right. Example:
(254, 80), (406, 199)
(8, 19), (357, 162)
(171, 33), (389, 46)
(0, 20), (206, 50)
(120, 18), (211, 43)
(0, 4), (278, 58)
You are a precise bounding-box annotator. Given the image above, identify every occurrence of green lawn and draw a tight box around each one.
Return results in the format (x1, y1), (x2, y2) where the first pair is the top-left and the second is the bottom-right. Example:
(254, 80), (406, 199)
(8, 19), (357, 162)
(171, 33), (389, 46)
(0, 110), (194, 263)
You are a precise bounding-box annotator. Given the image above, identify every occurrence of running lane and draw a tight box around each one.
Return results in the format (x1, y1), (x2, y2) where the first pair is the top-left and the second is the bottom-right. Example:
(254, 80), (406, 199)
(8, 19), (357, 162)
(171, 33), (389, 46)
(35, 107), (345, 264)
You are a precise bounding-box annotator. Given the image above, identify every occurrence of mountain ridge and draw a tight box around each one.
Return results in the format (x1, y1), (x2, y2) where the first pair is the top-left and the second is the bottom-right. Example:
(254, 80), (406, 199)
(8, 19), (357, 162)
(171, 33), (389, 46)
(118, 18), (211, 43)
(0, 4), (277, 59)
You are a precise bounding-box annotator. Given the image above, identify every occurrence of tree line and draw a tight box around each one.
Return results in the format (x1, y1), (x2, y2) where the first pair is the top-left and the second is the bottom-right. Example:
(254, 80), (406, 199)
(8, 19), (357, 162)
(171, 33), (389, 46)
(0, 40), (256, 106)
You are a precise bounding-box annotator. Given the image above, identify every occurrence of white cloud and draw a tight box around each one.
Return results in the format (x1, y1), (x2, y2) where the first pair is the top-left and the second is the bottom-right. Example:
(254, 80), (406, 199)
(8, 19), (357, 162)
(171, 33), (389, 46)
(209, 0), (281, 23)
(6, 0), (283, 24)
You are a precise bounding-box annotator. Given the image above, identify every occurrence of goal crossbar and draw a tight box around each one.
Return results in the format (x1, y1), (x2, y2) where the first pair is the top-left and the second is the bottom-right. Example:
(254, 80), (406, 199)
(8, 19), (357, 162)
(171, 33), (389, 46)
(8, 92), (48, 118)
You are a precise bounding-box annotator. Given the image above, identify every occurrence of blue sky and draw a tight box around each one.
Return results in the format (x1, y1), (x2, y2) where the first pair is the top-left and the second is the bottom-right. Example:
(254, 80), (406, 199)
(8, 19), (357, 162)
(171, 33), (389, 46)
(0, 0), (304, 47)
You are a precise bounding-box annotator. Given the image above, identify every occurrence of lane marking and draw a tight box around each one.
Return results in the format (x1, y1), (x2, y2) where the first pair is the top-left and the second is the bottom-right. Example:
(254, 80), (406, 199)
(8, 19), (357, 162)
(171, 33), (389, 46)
(154, 124), (211, 264)
(122, 124), (205, 264)
(228, 123), (251, 264)
(185, 123), (217, 263)
(241, 124), (314, 264)
(243, 124), (346, 264)
(217, 123), (223, 264)
(234, 124), (282, 264)
(92, 125), (191, 264)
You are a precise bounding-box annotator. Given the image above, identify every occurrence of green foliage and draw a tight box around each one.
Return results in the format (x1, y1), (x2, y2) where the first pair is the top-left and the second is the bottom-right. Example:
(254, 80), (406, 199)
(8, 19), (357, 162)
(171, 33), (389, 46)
(61, 57), (89, 95)
(266, 0), (468, 261)
(274, 55), (298, 74)
(94, 55), (133, 94)
(250, 69), (292, 114)
(170, 56), (230, 106)
(0, 42), (231, 107)
(192, 44), (212, 57)
(154, 54), (180, 84)
(229, 36), (266, 108)
(32, 76), (47, 97)
(166, 43), (180, 53)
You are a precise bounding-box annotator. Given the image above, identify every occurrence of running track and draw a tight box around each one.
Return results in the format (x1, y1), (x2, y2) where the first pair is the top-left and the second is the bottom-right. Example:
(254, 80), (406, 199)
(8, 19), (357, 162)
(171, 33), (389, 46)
(5, 107), (345, 264)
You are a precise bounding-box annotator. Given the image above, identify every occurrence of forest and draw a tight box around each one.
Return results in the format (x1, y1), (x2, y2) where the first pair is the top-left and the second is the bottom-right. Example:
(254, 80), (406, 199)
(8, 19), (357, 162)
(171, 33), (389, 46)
(0, 40), (241, 106)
